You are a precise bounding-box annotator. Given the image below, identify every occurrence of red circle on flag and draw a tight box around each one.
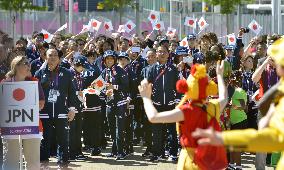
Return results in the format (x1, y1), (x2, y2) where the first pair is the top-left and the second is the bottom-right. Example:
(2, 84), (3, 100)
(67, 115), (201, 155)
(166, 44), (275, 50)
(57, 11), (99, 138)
(44, 34), (49, 39)
(200, 21), (205, 27)
(96, 80), (103, 88)
(229, 37), (234, 42)
(92, 22), (97, 27)
(127, 24), (132, 29)
(188, 20), (194, 25)
(13, 88), (25, 101)
(151, 14), (156, 20)
(253, 24), (258, 30)
(156, 24), (161, 29)
(182, 41), (186, 46)
(168, 31), (173, 34)
(105, 24), (109, 30)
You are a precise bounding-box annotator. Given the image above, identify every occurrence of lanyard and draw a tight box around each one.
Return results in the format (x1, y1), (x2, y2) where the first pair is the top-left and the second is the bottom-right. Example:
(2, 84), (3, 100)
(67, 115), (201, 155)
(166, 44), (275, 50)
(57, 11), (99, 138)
(154, 66), (167, 83)
(105, 69), (112, 83)
(75, 72), (83, 90)
(49, 69), (59, 89)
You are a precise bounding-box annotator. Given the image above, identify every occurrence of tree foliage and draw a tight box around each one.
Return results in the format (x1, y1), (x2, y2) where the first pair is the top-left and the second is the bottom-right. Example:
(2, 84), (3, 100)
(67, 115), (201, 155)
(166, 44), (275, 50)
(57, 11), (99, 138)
(203, 0), (253, 14)
(0, 0), (46, 13)
(102, 0), (133, 10)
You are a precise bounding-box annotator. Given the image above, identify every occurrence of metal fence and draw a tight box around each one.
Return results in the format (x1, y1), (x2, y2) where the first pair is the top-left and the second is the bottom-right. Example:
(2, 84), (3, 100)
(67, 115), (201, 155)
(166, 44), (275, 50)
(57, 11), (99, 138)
(0, 9), (281, 45)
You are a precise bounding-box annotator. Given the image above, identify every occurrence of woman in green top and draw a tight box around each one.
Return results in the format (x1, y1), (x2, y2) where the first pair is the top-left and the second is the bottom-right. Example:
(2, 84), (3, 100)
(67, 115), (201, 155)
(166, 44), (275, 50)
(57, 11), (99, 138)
(229, 70), (248, 169)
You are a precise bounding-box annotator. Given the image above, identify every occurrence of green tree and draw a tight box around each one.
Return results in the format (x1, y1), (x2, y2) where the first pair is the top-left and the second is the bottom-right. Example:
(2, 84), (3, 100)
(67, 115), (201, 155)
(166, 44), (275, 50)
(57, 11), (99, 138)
(203, 0), (253, 14)
(203, 0), (253, 35)
(0, 0), (46, 38)
(103, 0), (133, 24)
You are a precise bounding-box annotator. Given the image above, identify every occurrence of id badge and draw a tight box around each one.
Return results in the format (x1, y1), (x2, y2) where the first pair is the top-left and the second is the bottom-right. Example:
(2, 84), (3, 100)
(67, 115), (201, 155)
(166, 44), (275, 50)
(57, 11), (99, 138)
(48, 89), (60, 103)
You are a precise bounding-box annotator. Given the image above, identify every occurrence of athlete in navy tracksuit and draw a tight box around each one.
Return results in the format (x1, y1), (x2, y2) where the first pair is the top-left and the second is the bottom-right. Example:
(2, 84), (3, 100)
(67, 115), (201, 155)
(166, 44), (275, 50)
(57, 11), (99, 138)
(140, 49), (157, 157)
(117, 52), (136, 155)
(30, 42), (49, 76)
(35, 49), (78, 167)
(146, 45), (179, 161)
(128, 50), (147, 144)
(101, 50), (129, 160)
(69, 55), (89, 160)
(82, 58), (104, 156)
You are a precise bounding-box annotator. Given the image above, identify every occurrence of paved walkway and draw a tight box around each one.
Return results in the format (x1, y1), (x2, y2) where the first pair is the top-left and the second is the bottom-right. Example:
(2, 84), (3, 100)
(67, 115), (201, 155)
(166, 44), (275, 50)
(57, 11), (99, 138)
(47, 144), (275, 170)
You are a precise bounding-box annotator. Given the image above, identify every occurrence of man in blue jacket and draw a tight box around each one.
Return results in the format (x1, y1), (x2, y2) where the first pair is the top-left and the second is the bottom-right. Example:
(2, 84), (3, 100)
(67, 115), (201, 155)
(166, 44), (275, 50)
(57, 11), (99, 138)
(146, 45), (179, 162)
(35, 49), (77, 168)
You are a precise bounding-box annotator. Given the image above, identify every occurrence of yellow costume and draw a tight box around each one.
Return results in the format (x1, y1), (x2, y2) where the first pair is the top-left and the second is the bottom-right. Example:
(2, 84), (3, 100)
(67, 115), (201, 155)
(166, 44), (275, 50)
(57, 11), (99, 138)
(176, 64), (226, 170)
(221, 37), (284, 170)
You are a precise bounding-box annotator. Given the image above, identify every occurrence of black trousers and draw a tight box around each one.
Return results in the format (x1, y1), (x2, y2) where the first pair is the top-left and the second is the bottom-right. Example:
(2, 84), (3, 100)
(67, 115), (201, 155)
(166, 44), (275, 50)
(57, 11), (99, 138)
(0, 135), (2, 170)
(124, 108), (133, 152)
(142, 110), (152, 152)
(107, 105), (127, 155)
(151, 105), (178, 157)
(69, 112), (83, 157)
(133, 98), (144, 141)
(40, 118), (69, 163)
(83, 110), (103, 150)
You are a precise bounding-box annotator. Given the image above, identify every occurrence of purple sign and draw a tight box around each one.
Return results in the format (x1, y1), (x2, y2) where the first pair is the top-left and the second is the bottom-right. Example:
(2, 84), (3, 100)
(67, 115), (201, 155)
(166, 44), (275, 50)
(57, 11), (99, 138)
(1, 126), (39, 136)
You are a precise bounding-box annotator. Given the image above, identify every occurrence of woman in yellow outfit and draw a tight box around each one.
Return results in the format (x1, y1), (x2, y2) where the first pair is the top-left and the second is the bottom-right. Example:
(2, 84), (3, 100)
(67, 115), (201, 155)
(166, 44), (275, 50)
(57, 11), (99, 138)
(192, 37), (284, 170)
(138, 61), (228, 170)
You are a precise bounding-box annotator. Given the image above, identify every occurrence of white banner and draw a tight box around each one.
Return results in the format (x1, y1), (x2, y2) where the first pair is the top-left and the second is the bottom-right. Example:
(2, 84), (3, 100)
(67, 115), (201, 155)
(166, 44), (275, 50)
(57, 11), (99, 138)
(0, 81), (39, 136)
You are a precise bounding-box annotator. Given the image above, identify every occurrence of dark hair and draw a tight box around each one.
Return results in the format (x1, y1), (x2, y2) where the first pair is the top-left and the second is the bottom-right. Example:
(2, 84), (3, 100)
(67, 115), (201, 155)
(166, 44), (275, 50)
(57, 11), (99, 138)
(32, 32), (44, 39)
(230, 70), (243, 87)
(17, 37), (28, 46)
(157, 45), (169, 53)
(76, 38), (86, 44)
(86, 51), (98, 58)
(57, 49), (63, 58)
(204, 51), (218, 63)
(206, 32), (218, 45)
(119, 38), (129, 45)
(267, 34), (281, 43)
(103, 40), (114, 50)
(48, 43), (56, 49)
(147, 48), (156, 54)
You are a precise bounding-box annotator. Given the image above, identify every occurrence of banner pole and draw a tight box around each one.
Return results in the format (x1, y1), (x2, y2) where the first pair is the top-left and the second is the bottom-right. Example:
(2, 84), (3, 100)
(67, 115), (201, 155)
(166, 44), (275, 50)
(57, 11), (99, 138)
(19, 135), (23, 170)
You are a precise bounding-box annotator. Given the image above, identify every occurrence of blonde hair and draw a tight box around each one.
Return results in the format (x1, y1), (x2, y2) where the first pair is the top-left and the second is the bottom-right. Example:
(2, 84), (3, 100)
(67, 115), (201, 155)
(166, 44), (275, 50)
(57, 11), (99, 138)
(6, 55), (27, 78)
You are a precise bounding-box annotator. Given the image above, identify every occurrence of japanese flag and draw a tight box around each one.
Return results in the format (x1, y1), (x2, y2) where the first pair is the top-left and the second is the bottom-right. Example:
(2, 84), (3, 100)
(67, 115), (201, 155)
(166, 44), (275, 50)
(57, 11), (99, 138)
(227, 33), (236, 45)
(248, 20), (262, 35)
(166, 27), (176, 37)
(198, 17), (209, 32)
(117, 25), (126, 33)
(104, 21), (114, 32)
(152, 21), (165, 31)
(83, 88), (100, 96)
(148, 11), (160, 23)
(90, 19), (102, 32)
(184, 17), (197, 29)
(90, 75), (106, 92)
(125, 20), (136, 33)
(179, 37), (188, 47)
(55, 23), (67, 33)
(41, 29), (54, 43)
(80, 24), (90, 34)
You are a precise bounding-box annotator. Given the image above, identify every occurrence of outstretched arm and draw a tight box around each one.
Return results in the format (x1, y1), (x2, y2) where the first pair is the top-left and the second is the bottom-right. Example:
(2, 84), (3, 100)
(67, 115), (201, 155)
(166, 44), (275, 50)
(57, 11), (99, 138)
(139, 79), (184, 123)
(216, 60), (228, 112)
